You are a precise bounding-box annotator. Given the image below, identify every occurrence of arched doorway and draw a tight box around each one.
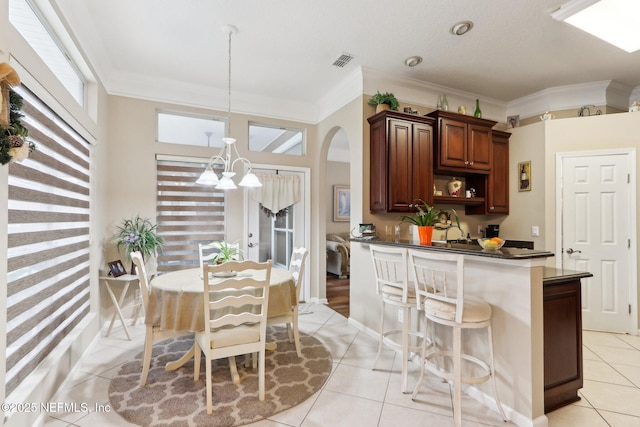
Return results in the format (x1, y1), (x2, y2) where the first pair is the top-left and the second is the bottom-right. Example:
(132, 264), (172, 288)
(325, 128), (350, 317)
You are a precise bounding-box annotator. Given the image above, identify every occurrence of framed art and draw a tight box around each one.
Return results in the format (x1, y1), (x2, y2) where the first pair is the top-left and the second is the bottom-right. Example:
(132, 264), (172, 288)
(108, 260), (127, 277)
(519, 161), (532, 191)
(333, 185), (351, 222)
(507, 115), (520, 129)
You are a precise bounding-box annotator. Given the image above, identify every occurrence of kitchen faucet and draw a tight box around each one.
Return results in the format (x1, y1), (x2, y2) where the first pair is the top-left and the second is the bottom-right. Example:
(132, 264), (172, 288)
(444, 225), (465, 242)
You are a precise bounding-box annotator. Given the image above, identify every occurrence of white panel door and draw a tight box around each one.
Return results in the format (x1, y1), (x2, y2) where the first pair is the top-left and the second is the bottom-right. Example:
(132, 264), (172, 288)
(561, 153), (632, 332)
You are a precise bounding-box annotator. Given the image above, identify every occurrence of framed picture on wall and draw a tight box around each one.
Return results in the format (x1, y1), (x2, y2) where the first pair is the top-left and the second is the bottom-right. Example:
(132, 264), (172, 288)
(519, 161), (532, 191)
(333, 185), (350, 222)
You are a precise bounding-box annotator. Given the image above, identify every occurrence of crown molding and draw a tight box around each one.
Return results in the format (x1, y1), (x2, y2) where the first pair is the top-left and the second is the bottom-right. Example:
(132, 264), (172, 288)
(506, 80), (633, 117)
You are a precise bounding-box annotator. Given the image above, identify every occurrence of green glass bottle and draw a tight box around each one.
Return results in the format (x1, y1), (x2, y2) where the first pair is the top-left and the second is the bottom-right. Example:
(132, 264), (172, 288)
(474, 99), (482, 118)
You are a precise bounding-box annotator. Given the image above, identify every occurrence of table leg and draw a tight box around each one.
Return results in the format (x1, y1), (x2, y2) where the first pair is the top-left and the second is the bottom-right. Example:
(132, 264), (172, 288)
(104, 280), (132, 340)
(165, 345), (195, 371)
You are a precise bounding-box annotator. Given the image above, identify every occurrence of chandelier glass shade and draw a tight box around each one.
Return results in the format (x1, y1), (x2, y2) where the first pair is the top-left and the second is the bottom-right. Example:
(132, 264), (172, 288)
(197, 24), (261, 190)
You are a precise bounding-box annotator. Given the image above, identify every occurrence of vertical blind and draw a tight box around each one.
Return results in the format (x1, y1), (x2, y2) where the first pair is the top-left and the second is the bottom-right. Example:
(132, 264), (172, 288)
(6, 86), (91, 396)
(156, 157), (225, 272)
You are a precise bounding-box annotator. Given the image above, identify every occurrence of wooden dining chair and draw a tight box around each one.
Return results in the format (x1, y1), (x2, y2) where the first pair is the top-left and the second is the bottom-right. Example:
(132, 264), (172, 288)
(194, 259), (272, 414)
(131, 251), (191, 386)
(267, 247), (308, 357)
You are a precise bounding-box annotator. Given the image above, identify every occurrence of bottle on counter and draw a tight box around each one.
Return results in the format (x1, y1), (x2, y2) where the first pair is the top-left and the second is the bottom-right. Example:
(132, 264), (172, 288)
(474, 99), (482, 118)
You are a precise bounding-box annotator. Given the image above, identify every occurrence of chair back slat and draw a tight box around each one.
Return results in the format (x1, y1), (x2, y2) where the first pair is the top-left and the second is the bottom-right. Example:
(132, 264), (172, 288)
(370, 245), (410, 303)
(202, 259), (271, 339)
(289, 247), (308, 303)
(408, 250), (464, 322)
(131, 251), (150, 312)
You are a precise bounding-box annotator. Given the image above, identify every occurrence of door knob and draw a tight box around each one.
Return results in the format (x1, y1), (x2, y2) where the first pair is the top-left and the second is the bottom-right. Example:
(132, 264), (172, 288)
(566, 248), (582, 254)
(248, 232), (253, 238)
(248, 242), (256, 248)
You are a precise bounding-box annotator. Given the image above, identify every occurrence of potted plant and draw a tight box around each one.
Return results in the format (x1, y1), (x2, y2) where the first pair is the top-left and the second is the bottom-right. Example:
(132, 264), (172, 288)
(368, 91), (400, 113)
(210, 241), (245, 264)
(399, 200), (460, 245)
(113, 215), (164, 273)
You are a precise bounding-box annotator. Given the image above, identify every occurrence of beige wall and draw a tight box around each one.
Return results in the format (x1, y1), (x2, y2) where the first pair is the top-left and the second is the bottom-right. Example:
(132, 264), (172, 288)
(326, 161), (351, 235)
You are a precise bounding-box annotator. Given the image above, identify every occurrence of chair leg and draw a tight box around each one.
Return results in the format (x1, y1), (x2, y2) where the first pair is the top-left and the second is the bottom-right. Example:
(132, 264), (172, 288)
(411, 315), (428, 400)
(453, 326), (462, 427)
(401, 305), (410, 393)
(286, 323), (293, 341)
(258, 349), (265, 401)
(140, 327), (153, 386)
(372, 300), (385, 370)
(292, 315), (302, 358)
(205, 352), (213, 414)
(194, 340), (201, 381)
(229, 356), (240, 384)
(487, 324), (507, 421)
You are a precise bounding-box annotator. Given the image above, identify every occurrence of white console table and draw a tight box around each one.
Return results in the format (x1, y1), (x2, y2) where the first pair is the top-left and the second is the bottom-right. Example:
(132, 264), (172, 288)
(99, 274), (142, 340)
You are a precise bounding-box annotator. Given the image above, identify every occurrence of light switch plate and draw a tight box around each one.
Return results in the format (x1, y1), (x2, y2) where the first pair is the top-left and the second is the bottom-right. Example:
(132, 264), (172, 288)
(532, 226), (540, 237)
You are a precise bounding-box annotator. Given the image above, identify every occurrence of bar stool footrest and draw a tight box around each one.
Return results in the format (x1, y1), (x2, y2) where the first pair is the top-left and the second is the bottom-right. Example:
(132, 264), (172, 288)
(424, 350), (492, 385)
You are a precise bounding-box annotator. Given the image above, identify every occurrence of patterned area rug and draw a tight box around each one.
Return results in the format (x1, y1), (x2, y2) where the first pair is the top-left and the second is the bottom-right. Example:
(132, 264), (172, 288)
(109, 326), (332, 426)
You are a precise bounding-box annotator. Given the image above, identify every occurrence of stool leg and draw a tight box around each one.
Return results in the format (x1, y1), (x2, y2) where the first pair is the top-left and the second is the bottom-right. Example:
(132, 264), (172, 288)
(411, 315), (428, 400)
(453, 326), (462, 427)
(401, 305), (410, 393)
(487, 324), (507, 421)
(372, 299), (385, 371)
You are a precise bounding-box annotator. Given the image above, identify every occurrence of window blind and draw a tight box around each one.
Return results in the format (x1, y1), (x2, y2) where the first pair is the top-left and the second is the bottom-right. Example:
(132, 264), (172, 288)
(6, 86), (91, 396)
(156, 158), (225, 272)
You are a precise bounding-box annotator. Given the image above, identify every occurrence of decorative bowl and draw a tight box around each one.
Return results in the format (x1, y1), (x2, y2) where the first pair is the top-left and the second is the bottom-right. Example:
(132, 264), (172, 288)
(477, 238), (506, 251)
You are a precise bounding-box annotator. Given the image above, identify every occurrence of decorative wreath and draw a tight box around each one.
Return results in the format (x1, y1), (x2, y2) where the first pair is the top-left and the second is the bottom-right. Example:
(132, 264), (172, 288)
(0, 62), (36, 165)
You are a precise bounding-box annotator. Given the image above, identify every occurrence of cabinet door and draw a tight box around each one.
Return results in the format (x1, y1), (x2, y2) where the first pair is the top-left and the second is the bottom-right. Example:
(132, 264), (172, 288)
(388, 120), (414, 211)
(488, 133), (509, 213)
(439, 118), (467, 169)
(411, 123), (433, 206)
(468, 124), (492, 171)
(369, 117), (388, 212)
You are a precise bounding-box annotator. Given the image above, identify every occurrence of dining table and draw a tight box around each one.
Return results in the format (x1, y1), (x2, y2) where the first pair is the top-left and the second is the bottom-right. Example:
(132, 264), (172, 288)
(144, 266), (296, 373)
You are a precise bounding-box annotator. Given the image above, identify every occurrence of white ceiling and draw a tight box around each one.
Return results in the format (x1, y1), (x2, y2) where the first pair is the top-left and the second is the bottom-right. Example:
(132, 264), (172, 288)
(55, 0), (640, 126)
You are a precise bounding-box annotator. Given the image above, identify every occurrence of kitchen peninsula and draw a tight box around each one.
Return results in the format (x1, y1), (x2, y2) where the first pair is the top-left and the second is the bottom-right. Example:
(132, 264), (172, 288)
(348, 236), (588, 427)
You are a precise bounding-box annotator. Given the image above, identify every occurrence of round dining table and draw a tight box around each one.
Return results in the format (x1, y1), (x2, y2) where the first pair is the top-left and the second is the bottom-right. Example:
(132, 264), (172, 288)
(144, 266), (296, 372)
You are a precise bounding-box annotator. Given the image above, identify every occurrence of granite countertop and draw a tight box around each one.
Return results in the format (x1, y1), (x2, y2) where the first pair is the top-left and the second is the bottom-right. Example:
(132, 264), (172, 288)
(350, 236), (554, 260)
(543, 267), (593, 283)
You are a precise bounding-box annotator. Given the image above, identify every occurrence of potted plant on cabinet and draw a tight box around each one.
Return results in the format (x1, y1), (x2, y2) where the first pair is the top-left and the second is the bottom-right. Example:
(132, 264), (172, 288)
(368, 91), (400, 113)
(399, 200), (460, 245)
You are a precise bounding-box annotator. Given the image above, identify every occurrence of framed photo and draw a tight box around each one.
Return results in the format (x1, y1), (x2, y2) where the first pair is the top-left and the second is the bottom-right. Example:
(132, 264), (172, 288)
(507, 115), (520, 129)
(359, 223), (376, 235)
(333, 185), (351, 222)
(518, 161), (532, 192)
(108, 260), (127, 277)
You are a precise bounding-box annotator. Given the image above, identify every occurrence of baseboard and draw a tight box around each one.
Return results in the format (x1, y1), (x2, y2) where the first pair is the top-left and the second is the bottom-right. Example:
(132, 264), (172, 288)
(3, 313), (100, 427)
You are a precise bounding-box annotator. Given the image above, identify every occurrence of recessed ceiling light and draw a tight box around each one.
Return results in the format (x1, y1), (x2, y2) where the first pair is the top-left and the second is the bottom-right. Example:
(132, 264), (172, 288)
(404, 56), (423, 67)
(450, 21), (474, 36)
(551, 0), (640, 53)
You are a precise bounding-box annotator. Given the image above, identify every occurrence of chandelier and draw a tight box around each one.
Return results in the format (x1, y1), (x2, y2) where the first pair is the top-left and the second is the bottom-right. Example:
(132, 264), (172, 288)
(196, 25), (261, 190)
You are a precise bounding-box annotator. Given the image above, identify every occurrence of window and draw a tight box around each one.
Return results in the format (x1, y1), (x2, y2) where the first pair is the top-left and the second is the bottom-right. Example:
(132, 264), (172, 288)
(157, 112), (225, 147)
(249, 123), (305, 156)
(9, 0), (86, 105)
(156, 157), (225, 271)
(6, 86), (91, 396)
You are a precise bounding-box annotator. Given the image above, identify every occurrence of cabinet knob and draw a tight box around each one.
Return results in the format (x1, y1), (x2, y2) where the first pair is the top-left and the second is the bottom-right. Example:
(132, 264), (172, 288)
(490, 206), (494, 210)
(464, 160), (469, 165)
(469, 161), (474, 166)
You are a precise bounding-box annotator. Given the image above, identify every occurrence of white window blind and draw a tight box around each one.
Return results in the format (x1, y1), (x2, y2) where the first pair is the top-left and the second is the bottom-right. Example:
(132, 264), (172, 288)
(156, 158), (225, 272)
(6, 86), (91, 396)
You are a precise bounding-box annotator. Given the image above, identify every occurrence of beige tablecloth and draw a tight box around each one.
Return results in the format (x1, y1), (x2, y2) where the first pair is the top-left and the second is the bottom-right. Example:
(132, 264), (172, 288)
(145, 267), (295, 332)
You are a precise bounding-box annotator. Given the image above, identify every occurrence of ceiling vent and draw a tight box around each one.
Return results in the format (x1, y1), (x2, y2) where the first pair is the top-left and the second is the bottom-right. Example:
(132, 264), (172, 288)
(332, 53), (354, 68)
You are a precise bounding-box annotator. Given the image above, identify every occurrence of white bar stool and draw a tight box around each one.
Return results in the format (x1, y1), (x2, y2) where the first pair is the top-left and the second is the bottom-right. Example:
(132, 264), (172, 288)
(370, 245), (423, 393)
(408, 249), (506, 426)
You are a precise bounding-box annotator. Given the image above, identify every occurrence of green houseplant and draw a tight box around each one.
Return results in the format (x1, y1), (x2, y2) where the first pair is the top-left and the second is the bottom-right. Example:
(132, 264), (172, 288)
(368, 91), (400, 112)
(399, 199), (460, 245)
(210, 241), (245, 264)
(113, 215), (164, 273)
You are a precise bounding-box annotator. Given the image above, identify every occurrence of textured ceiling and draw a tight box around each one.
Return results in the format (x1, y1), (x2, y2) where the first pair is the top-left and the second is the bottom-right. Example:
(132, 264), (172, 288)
(56, 0), (640, 118)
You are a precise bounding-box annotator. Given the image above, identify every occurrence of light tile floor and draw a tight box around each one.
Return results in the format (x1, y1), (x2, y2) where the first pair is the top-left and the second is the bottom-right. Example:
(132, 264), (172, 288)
(43, 303), (640, 427)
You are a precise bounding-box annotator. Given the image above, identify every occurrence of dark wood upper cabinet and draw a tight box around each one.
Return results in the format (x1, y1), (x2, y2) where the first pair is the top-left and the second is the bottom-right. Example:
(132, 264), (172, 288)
(427, 110), (497, 174)
(467, 129), (510, 215)
(368, 111), (435, 213)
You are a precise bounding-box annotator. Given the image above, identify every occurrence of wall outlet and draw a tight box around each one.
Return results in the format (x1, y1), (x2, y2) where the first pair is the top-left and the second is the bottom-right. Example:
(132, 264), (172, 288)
(397, 309), (403, 323)
(532, 225), (540, 237)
